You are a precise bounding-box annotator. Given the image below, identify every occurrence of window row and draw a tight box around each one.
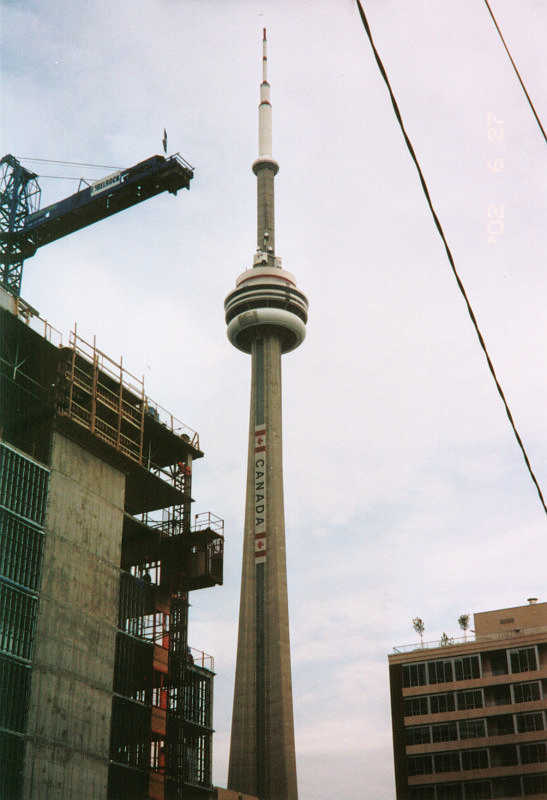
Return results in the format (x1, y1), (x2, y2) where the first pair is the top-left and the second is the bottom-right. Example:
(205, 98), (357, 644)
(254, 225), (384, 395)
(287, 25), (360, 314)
(403, 646), (541, 691)
(0, 656), (31, 733)
(403, 656), (481, 688)
(486, 646), (539, 677)
(408, 749), (489, 776)
(470, 680), (543, 709)
(405, 689), (484, 717)
(410, 780), (492, 799)
(0, 511), (44, 592)
(513, 680), (542, 704)
(0, 444), (49, 525)
(0, 583), (37, 661)
(407, 719), (486, 746)
(0, 732), (25, 800)
(409, 772), (547, 799)
(407, 710), (547, 745)
(408, 741), (547, 777)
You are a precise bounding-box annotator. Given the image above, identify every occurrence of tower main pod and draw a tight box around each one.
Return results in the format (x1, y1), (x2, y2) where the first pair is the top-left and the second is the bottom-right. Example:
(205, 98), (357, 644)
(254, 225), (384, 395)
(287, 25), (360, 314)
(224, 31), (308, 800)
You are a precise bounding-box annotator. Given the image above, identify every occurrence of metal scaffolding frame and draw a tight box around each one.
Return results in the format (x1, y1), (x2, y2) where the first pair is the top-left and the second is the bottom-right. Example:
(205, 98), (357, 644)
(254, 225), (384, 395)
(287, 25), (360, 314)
(0, 307), (222, 800)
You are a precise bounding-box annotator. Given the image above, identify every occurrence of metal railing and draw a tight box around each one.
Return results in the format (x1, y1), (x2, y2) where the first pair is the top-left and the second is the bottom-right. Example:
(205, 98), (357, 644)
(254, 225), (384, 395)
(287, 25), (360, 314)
(187, 646), (214, 672)
(393, 626), (547, 653)
(63, 325), (200, 461)
(15, 297), (63, 346)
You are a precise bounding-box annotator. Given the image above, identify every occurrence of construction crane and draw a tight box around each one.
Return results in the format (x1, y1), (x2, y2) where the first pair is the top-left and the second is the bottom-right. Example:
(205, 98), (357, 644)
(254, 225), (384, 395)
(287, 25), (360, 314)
(0, 152), (193, 297)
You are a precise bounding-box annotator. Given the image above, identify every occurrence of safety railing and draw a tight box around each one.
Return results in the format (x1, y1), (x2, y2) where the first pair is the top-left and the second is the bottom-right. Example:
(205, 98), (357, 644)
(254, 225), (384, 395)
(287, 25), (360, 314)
(392, 626), (547, 653)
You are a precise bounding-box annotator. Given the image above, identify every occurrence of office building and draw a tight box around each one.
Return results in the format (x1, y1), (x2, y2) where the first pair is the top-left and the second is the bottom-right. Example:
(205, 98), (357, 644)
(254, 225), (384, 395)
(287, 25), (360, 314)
(388, 600), (547, 799)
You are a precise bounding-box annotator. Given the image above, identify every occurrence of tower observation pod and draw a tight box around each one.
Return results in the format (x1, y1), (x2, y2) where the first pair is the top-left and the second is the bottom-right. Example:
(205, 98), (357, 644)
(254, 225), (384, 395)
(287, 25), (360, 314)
(224, 30), (307, 800)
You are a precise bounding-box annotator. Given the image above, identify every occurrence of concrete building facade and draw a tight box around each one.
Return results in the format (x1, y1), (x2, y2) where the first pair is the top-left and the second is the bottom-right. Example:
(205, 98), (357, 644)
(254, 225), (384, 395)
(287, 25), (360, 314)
(388, 601), (547, 799)
(223, 31), (308, 800)
(0, 289), (223, 800)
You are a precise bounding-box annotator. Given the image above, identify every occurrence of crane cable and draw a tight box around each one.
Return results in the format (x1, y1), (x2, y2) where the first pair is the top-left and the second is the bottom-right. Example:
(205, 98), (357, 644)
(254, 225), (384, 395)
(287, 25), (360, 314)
(19, 157), (122, 170)
(482, 0), (547, 145)
(18, 157), (123, 190)
(353, 0), (547, 517)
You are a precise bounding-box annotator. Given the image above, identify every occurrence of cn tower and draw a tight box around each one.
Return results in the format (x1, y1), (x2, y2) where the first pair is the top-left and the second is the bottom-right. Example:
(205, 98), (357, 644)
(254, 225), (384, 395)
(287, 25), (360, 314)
(224, 30), (308, 800)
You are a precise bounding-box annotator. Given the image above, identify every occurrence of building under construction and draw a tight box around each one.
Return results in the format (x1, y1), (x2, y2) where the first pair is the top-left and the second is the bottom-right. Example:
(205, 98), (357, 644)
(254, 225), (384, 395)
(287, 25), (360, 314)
(0, 288), (224, 800)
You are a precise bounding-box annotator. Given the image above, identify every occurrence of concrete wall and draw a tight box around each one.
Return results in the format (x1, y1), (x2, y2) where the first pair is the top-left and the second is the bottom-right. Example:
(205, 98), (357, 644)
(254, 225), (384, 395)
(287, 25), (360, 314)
(23, 432), (125, 800)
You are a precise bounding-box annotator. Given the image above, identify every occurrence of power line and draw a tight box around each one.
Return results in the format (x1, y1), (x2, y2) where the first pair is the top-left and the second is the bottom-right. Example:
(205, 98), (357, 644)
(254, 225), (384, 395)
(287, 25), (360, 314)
(482, 0), (547, 145)
(354, 0), (547, 517)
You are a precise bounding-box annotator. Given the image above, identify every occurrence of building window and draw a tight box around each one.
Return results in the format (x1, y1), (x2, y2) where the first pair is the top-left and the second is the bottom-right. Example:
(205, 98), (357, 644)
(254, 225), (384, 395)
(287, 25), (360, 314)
(488, 650), (509, 676)
(509, 646), (538, 674)
(464, 780), (492, 799)
(434, 752), (460, 773)
(0, 584), (36, 661)
(406, 725), (431, 746)
(407, 755), (433, 776)
(431, 721), (458, 743)
(516, 711), (545, 733)
(436, 786), (463, 800)
(461, 749), (488, 771)
(459, 719), (486, 740)
(492, 685), (511, 706)
(520, 743), (547, 764)
(454, 655), (480, 681)
(150, 739), (165, 770)
(488, 714), (514, 736)
(456, 689), (483, 711)
(429, 692), (455, 714)
(513, 681), (541, 704)
(409, 787), (435, 800)
(428, 659), (453, 685)
(0, 656), (31, 733)
(493, 744), (518, 767)
(404, 696), (429, 717)
(522, 773), (547, 795)
(403, 662), (427, 687)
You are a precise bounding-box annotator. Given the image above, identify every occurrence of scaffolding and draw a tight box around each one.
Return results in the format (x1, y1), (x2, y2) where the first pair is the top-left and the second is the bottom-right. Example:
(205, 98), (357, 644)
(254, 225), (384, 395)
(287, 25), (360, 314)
(59, 328), (200, 465)
(0, 307), (223, 800)
(106, 360), (223, 800)
(111, 546), (221, 800)
(111, 497), (223, 800)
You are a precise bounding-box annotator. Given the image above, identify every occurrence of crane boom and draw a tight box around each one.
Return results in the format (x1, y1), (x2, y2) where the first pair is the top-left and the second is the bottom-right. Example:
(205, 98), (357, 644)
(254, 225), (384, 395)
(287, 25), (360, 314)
(0, 153), (193, 296)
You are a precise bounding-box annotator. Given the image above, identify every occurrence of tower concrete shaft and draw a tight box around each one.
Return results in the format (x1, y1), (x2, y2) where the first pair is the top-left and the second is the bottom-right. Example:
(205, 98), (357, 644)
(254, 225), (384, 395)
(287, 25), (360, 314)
(224, 30), (307, 800)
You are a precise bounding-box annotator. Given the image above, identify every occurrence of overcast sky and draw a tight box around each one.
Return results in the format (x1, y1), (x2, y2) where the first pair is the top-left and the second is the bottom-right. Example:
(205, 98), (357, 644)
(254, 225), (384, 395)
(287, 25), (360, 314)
(3, 1), (547, 797)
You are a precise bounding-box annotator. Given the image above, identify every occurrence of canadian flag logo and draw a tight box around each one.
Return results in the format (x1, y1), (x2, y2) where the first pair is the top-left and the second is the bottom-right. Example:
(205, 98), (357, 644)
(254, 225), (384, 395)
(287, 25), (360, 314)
(255, 428), (266, 453)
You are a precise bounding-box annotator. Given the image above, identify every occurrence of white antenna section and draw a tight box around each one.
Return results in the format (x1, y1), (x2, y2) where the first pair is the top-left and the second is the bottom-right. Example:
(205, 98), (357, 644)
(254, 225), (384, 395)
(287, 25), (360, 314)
(258, 29), (273, 158)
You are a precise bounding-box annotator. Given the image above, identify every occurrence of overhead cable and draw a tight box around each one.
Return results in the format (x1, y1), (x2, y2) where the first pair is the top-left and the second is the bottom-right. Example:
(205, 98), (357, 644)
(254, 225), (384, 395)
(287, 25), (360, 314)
(482, 0), (547, 145)
(354, 0), (547, 517)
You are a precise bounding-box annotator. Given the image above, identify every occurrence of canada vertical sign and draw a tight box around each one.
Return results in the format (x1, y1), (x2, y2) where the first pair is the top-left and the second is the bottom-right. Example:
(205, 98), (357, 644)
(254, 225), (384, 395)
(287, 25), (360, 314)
(254, 426), (266, 562)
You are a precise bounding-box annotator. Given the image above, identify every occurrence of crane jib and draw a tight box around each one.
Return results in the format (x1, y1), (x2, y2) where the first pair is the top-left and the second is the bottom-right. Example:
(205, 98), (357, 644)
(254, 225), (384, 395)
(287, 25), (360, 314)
(0, 152), (193, 295)
(19, 153), (193, 250)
